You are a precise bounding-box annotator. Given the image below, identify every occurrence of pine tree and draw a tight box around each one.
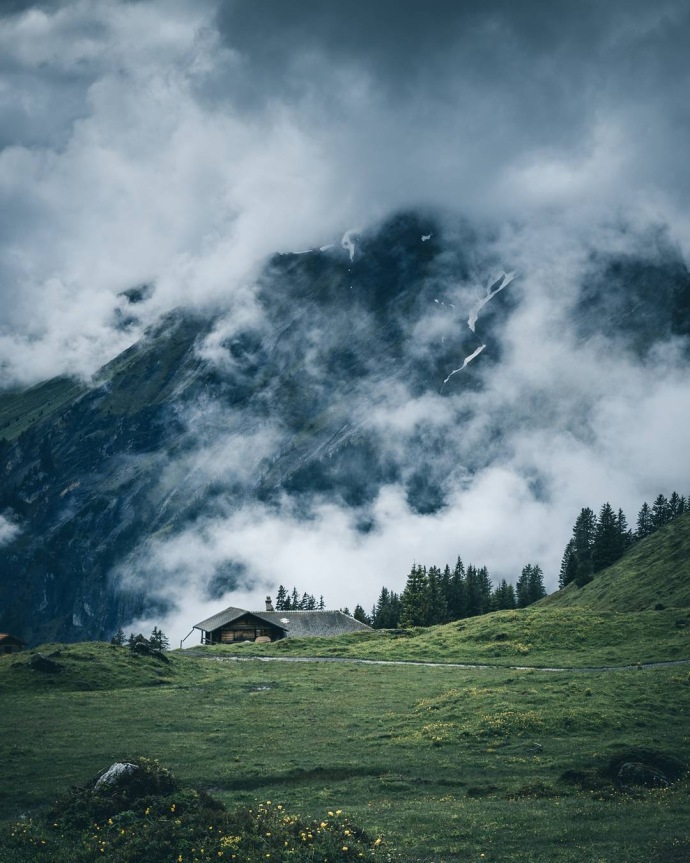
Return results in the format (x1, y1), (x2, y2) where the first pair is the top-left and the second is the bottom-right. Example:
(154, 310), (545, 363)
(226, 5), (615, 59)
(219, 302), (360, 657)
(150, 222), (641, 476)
(559, 539), (577, 588)
(669, 491), (685, 519)
(572, 507), (596, 586)
(290, 587), (300, 609)
(372, 587), (401, 629)
(149, 627), (169, 650)
(353, 604), (371, 625)
(427, 566), (448, 625)
(400, 564), (430, 627)
(593, 502), (620, 572)
(616, 508), (633, 554)
(275, 585), (288, 610)
(110, 628), (125, 646)
(318, 595), (325, 610)
(636, 502), (653, 539)
(516, 564), (545, 607)
(448, 556), (466, 620)
(491, 579), (517, 610)
(651, 494), (671, 530)
(465, 565), (492, 617)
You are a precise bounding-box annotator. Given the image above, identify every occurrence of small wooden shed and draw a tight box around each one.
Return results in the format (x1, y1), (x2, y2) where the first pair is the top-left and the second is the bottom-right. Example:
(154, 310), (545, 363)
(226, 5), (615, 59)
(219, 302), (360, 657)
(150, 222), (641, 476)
(0, 633), (26, 655)
(193, 608), (288, 645)
(193, 601), (373, 645)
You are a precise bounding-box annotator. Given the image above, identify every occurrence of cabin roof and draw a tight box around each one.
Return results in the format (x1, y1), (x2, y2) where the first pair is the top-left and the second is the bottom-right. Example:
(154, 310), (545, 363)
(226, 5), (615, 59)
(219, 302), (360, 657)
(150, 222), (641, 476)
(193, 607), (287, 633)
(193, 607), (371, 637)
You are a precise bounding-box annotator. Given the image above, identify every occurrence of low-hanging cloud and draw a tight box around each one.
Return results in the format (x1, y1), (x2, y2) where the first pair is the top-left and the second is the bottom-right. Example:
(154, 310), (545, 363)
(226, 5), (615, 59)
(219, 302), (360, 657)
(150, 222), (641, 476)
(2, 1), (690, 644)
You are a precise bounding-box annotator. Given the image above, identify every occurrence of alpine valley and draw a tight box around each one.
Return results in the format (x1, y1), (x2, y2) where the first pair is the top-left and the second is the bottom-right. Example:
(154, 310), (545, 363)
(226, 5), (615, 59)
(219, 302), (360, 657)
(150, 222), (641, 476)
(1, 211), (690, 645)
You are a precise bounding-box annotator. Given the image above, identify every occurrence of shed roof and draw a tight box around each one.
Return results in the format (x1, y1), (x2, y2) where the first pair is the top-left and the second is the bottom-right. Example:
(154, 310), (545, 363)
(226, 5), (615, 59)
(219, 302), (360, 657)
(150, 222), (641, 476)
(193, 607), (371, 638)
(193, 607), (287, 633)
(0, 633), (25, 644)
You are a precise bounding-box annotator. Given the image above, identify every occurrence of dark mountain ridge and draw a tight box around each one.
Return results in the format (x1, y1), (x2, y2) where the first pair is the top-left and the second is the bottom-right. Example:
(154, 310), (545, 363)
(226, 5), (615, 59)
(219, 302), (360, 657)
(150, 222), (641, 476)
(1, 211), (689, 645)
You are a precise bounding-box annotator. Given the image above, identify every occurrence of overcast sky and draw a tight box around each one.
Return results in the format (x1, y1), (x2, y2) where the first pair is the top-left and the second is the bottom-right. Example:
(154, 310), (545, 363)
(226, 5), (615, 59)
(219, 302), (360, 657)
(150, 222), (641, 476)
(2, 1), (690, 641)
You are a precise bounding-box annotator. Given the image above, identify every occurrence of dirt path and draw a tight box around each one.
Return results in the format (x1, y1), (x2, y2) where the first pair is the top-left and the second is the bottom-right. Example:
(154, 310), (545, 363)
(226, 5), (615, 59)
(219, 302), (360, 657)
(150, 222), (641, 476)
(186, 651), (690, 673)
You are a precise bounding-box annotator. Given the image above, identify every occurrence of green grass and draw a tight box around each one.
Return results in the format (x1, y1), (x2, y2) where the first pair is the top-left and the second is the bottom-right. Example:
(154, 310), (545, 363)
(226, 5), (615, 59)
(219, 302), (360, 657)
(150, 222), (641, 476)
(0, 377), (85, 441)
(541, 512), (690, 611)
(2, 641), (690, 861)
(203, 606), (690, 667)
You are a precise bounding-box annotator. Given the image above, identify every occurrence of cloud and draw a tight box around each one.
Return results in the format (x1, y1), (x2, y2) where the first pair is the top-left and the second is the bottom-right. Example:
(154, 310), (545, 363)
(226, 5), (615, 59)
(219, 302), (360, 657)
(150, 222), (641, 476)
(0, 514), (20, 547)
(2, 0), (690, 387)
(2, 2), (690, 645)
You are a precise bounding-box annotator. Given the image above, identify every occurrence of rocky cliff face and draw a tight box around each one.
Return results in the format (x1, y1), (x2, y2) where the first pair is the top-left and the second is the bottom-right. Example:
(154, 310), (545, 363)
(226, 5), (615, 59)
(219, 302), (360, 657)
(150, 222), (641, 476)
(1, 211), (689, 644)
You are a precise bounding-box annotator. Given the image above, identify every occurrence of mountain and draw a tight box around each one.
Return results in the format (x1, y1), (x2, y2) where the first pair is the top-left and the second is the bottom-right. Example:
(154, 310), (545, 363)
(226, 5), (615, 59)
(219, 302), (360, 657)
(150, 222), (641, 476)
(539, 512), (690, 612)
(1, 211), (690, 645)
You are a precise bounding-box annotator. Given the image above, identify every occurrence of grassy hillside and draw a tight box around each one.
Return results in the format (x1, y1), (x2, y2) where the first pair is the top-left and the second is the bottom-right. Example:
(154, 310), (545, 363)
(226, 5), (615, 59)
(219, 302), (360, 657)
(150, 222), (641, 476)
(201, 606), (690, 667)
(1, 641), (689, 862)
(540, 512), (690, 612)
(0, 376), (85, 441)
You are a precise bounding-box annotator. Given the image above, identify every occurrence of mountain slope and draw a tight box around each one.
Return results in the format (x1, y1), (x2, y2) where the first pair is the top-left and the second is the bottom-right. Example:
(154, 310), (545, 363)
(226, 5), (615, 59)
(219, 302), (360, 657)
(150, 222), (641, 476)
(539, 512), (690, 611)
(1, 211), (690, 645)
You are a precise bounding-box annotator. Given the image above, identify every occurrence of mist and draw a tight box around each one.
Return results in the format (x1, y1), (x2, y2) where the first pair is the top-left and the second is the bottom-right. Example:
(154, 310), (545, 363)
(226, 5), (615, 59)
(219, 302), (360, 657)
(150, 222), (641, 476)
(1, 1), (690, 644)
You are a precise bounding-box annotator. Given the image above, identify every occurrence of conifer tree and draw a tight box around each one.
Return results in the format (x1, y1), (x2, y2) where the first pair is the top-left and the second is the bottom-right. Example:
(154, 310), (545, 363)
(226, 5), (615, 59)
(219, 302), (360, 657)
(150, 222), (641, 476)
(636, 502), (653, 538)
(616, 508), (633, 553)
(372, 587), (401, 629)
(669, 491), (685, 519)
(559, 539), (577, 588)
(516, 564), (546, 607)
(491, 579), (517, 610)
(651, 494), (671, 530)
(572, 507), (596, 586)
(275, 585), (288, 610)
(110, 628), (125, 646)
(427, 566), (448, 625)
(353, 604), (371, 625)
(593, 502), (620, 572)
(448, 556), (467, 619)
(318, 595), (325, 610)
(465, 564), (492, 616)
(400, 564), (430, 627)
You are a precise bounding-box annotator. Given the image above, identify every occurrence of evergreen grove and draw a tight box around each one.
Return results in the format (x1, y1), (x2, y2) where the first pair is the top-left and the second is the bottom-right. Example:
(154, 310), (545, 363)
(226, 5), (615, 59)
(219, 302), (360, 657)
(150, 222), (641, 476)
(559, 491), (687, 588)
(108, 491), (688, 640)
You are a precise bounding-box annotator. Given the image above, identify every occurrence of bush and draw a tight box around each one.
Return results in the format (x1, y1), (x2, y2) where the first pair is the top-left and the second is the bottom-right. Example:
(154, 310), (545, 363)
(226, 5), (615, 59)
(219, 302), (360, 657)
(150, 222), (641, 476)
(0, 762), (395, 863)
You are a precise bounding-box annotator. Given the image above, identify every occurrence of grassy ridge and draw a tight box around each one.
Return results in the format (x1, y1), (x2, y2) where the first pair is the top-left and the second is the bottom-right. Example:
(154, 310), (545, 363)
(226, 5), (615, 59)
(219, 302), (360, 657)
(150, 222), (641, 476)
(540, 512), (690, 611)
(0, 377), (85, 441)
(2, 642), (690, 861)
(205, 606), (690, 667)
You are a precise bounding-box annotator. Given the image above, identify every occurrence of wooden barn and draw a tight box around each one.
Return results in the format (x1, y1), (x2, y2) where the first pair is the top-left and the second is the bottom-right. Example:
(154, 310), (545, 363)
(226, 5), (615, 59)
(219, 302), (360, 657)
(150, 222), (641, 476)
(193, 597), (372, 645)
(0, 633), (26, 654)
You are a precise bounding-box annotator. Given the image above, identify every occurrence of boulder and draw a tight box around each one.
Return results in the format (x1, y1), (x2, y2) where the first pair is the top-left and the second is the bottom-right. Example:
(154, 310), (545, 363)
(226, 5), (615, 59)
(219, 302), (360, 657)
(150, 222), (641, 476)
(29, 653), (63, 674)
(617, 761), (669, 789)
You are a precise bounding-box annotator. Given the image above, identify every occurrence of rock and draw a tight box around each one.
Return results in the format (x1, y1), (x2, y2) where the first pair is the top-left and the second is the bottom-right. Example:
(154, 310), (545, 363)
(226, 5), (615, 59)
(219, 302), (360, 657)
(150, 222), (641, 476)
(29, 653), (63, 674)
(94, 762), (138, 791)
(91, 758), (178, 801)
(131, 641), (169, 663)
(617, 761), (670, 789)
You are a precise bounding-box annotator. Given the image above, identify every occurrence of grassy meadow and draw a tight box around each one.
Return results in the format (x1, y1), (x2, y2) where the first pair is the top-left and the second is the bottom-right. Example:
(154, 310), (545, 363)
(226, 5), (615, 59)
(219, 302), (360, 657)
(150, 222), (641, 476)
(2, 634), (690, 862)
(207, 606), (690, 668)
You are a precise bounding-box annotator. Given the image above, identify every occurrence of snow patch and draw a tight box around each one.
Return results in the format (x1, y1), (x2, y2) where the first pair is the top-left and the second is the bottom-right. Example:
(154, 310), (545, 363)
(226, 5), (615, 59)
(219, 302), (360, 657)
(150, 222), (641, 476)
(467, 271), (516, 333)
(421, 234), (432, 241)
(443, 344), (486, 384)
(319, 244), (335, 251)
(341, 228), (361, 262)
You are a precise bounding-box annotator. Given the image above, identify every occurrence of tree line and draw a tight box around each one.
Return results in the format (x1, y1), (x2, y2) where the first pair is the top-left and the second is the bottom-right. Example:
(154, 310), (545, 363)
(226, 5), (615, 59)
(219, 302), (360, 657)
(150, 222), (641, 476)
(275, 585), (326, 610)
(559, 491), (687, 588)
(358, 558), (546, 629)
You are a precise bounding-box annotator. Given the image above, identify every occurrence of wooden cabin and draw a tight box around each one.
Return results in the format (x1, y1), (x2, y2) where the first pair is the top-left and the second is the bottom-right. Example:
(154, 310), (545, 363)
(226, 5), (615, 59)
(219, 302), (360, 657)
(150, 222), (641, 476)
(0, 633), (26, 654)
(193, 597), (372, 645)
